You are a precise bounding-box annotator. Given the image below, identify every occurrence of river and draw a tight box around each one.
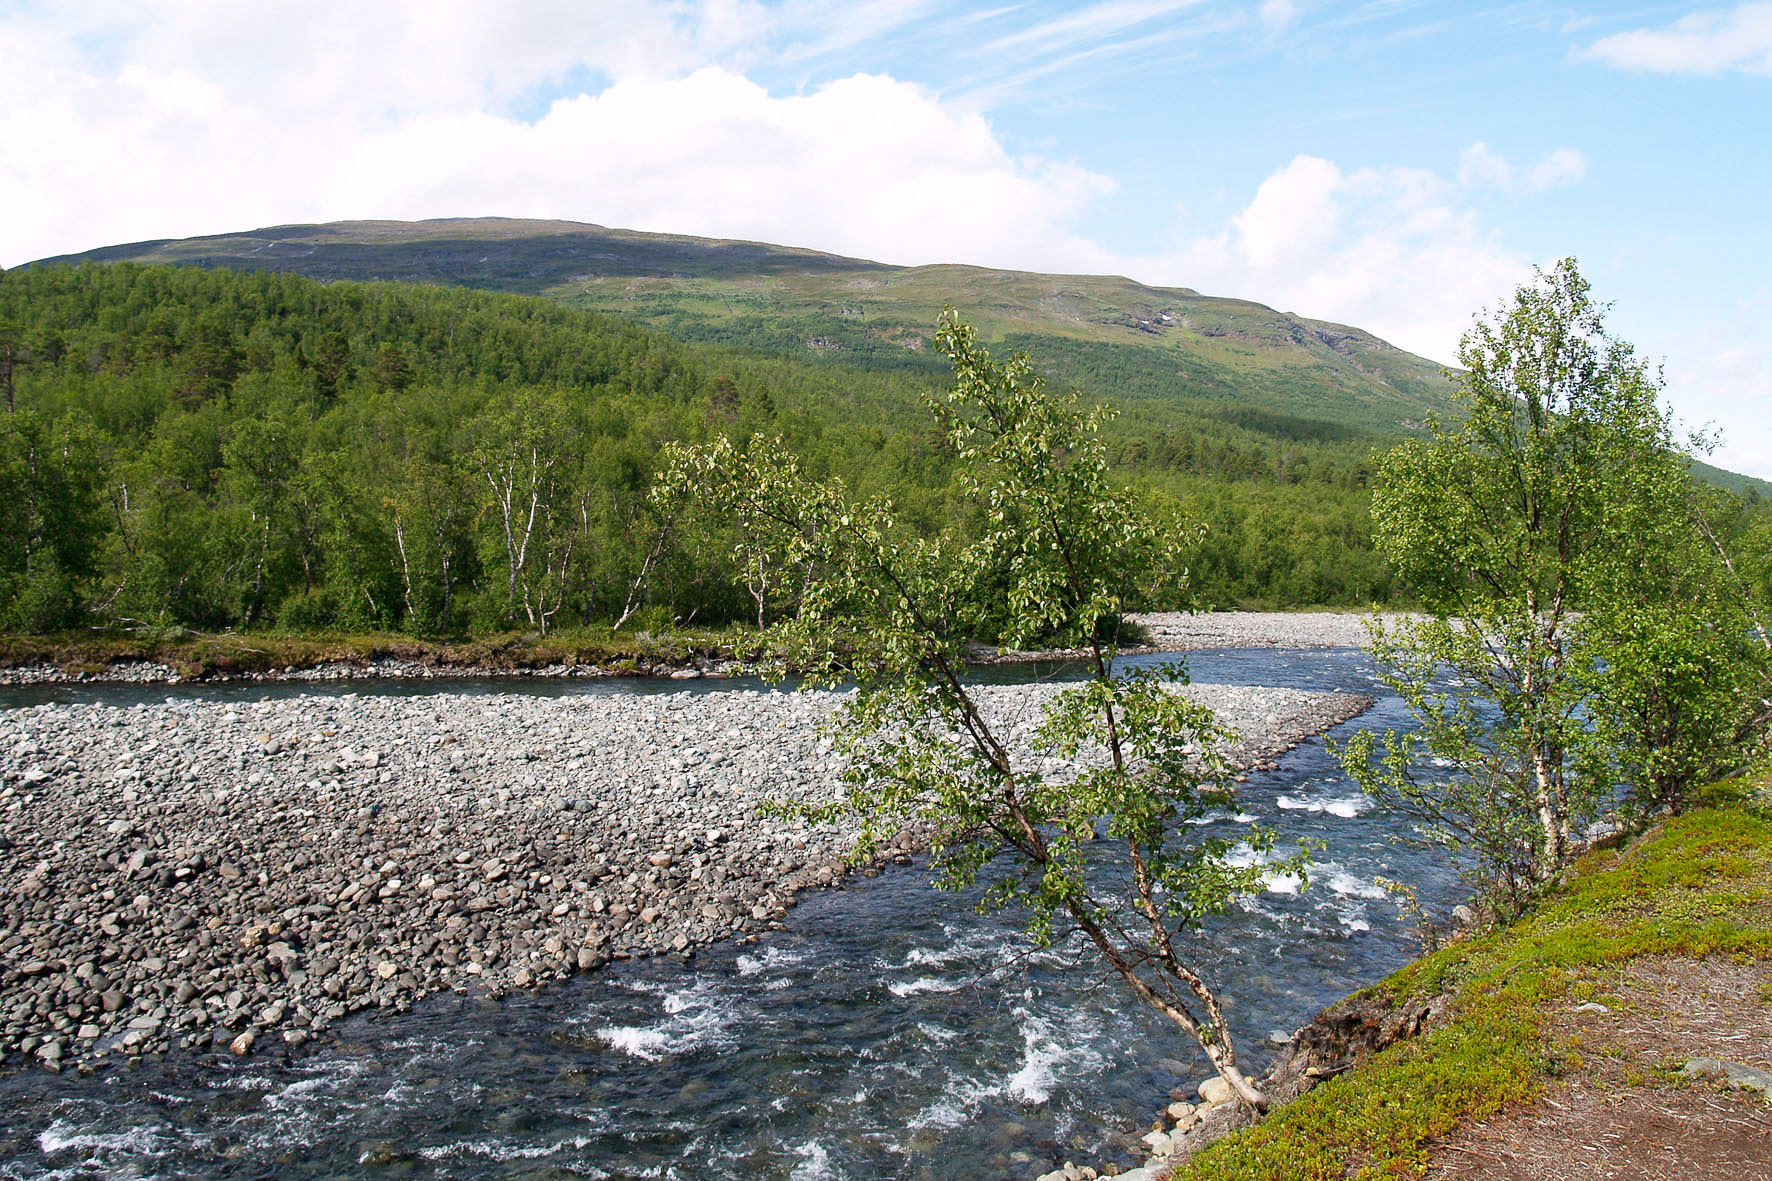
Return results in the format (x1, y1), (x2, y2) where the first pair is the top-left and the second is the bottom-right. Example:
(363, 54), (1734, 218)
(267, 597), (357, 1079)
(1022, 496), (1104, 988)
(0, 647), (1458, 1180)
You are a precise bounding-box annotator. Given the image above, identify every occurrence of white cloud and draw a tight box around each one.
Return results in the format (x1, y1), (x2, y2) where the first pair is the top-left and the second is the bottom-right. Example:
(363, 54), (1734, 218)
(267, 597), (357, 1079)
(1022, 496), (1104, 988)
(0, 4), (1113, 269)
(1653, 286), (1772, 479)
(1457, 142), (1588, 193)
(1258, 0), (1296, 33)
(1581, 2), (1772, 76)
(1232, 155), (1343, 266)
(0, 2), (1597, 380)
(1456, 142), (1513, 188)
(1526, 148), (1589, 191)
(1089, 154), (1535, 364)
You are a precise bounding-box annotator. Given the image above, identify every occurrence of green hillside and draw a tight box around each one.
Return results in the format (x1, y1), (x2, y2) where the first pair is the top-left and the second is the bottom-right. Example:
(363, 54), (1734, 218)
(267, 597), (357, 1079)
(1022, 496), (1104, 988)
(0, 263), (1411, 642)
(10, 224), (1763, 640)
(37, 217), (1458, 437)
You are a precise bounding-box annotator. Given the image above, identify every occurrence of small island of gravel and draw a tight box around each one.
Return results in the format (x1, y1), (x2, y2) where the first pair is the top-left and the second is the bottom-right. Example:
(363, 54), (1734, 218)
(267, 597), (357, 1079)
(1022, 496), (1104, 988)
(0, 674), (1370, 1071)
(1129, 612), (1418, 651)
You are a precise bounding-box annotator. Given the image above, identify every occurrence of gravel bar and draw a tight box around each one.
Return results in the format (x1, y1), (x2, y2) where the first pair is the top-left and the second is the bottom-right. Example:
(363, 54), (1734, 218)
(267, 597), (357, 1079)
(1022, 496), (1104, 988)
(0, 681), (1368, 1072)
(1131, 611), (1423, 651)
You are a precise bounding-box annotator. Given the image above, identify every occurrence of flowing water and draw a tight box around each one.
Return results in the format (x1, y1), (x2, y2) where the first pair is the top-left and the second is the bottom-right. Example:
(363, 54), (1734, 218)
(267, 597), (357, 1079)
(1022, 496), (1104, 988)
(0, 648), (1460, 1180)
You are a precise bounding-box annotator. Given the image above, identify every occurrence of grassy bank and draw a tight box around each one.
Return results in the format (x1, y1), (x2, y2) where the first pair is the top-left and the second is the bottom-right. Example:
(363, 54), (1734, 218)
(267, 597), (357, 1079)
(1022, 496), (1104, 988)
(1173, 770), (1772, 1179)
(0, 624), (765, 680)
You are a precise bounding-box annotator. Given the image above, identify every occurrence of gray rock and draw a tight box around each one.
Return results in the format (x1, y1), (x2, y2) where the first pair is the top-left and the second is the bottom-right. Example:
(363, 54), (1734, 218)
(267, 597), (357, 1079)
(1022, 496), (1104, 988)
(1682, 1057), (1772, 1094)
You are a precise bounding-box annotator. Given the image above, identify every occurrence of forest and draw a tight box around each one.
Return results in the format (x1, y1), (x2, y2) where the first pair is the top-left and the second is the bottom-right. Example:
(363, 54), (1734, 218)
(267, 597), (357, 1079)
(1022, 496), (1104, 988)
(0, 262), (1756, 641)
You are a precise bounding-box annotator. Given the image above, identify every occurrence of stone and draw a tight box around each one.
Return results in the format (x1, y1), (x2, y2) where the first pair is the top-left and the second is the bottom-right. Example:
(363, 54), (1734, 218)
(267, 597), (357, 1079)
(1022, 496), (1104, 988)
(1165, 1101), (1195, 1123)
(1682, 1057), (1772, 1094)
(1198, 1075), (1235, 1107)
(229, 1031), (255, 1056)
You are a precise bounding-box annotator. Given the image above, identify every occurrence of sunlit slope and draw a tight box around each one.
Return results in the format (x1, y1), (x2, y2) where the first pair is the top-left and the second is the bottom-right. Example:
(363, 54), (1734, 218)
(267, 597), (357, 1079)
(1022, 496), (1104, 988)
(38, 217), (1456, 436)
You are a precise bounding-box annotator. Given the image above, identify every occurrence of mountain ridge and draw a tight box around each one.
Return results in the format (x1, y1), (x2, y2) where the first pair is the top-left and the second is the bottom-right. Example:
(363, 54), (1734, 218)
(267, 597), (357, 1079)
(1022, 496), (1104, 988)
(27, 217), (1769, 496)
(30, 216), (1456, 437)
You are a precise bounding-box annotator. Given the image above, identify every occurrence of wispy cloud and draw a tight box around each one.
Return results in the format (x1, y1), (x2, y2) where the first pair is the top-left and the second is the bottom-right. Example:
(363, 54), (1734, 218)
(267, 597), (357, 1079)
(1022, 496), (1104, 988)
(952, 17), (1227, 108)
(983, 0), (1206, 52)
(1457, 142), (1589, 193)
(773, 0), (940, 66)
(1579, 2), (1772, 75)
(1259, 0), (1297, 33)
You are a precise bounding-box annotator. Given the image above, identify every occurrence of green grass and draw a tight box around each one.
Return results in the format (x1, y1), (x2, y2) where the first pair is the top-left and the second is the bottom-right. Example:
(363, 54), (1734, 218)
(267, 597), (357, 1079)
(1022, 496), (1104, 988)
(1171, 770), (1772, 1180)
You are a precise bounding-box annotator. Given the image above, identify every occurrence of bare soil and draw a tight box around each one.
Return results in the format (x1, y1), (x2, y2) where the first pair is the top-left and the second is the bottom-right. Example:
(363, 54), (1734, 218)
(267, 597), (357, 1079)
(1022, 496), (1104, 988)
(1425, 956), (1772, 1180)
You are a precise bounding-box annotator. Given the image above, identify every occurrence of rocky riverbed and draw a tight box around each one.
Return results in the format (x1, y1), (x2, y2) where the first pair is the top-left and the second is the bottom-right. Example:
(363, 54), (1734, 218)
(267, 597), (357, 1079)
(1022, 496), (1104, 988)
(0, 681), (1368, 1073)
(1130, 611), (1420, 650)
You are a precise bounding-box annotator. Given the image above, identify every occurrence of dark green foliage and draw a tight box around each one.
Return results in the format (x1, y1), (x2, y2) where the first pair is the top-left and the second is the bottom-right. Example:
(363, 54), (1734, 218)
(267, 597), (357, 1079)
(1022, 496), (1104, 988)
(0, 262), (740, 634)
(14, 260), (1752, 637)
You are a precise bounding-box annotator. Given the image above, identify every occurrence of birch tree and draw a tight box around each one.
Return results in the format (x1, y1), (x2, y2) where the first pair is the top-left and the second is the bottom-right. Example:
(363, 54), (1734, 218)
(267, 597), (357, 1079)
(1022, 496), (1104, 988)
(1339, 259), (1761, 913)
(657, 312), (1303, 1112)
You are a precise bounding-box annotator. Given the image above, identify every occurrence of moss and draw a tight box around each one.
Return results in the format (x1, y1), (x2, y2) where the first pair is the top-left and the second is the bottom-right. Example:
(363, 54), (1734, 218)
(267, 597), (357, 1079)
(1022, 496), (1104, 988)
(1169, 767), (1772, 1180)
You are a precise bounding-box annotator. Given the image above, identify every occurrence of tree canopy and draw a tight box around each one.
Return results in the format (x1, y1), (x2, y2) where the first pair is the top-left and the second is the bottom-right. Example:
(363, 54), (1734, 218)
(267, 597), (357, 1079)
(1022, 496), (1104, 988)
(1340, 260), (1770, 913)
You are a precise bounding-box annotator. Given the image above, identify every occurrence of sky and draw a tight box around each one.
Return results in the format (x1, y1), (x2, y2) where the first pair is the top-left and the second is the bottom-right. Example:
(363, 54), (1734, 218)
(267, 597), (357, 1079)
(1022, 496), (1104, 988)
(3, 0), (1769, 477)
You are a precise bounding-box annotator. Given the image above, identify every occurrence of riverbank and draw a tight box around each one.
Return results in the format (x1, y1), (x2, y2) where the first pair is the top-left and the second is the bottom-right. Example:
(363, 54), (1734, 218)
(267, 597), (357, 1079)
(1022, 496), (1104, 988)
(1128, 772), (1772, 1180)
(0, 628), (754, 686)
(0, 680), (1370, 1073)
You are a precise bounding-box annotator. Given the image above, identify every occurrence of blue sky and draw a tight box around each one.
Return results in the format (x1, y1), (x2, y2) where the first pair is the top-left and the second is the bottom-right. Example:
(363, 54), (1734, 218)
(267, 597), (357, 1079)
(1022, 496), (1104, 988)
(3, 1), (1769, 475)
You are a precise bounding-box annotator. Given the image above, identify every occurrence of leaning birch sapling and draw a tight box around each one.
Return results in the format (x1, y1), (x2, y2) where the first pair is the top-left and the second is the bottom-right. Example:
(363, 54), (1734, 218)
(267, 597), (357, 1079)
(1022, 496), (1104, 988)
(656, 311), (1308, 1112)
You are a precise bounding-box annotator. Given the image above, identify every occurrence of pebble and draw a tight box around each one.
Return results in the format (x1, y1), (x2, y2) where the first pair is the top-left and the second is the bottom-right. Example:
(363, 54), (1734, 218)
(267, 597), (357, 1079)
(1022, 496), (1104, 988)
(1129, 610), (1420, 651)
(0, 677), (1367, 1070)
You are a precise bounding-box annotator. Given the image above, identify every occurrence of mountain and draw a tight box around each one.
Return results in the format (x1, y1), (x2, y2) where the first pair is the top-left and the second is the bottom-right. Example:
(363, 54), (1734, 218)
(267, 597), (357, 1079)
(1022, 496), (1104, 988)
(35, 218), (1457, 437)
(33, 218), (1767, 497)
